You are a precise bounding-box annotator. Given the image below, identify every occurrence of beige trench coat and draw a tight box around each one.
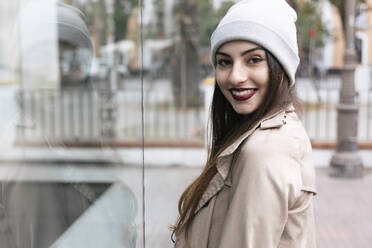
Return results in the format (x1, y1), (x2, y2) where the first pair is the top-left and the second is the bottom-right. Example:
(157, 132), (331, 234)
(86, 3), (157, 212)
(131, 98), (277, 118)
(175, 106), (317, 248)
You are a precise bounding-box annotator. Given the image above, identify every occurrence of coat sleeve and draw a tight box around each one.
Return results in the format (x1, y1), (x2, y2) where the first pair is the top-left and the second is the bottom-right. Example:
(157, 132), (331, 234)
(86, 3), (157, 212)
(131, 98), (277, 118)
(278, 190), (317, 247)
(217, 130), (315, 248)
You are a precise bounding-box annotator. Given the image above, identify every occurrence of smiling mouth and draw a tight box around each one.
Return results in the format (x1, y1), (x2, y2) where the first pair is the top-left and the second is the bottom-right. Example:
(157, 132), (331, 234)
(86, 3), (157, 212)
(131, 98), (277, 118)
(230, 88), (257, 101)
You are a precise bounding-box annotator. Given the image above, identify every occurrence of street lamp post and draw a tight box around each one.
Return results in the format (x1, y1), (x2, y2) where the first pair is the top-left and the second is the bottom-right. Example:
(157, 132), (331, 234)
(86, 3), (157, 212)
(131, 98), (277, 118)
(329, 0), (363, 177)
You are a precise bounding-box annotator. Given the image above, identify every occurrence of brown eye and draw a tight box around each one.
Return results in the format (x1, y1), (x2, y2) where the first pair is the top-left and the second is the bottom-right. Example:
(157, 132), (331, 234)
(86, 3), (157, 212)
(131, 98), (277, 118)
(248, 57), (263, 64)
(217, 59), (231, 67)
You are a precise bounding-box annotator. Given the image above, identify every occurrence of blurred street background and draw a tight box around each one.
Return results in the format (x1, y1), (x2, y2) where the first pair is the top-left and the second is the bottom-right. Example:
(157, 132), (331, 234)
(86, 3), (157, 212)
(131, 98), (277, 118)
(0, 0), (372, 247)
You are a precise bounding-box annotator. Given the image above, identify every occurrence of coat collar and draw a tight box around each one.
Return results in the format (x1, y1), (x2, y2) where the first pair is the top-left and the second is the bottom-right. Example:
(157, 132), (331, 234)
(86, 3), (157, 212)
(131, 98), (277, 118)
(216, 105), (295, 180)
(195, 105), (295, 214)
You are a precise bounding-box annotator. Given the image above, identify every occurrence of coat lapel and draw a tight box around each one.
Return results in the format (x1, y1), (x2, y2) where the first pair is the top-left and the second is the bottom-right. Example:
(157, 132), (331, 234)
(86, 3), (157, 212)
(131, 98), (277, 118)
(194, 125), (259, 214)
(194, 106), (295, 215)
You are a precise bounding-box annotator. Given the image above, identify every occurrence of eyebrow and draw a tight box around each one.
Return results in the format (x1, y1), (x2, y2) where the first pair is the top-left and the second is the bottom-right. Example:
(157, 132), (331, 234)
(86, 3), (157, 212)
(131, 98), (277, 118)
(216, 47), (264, 57)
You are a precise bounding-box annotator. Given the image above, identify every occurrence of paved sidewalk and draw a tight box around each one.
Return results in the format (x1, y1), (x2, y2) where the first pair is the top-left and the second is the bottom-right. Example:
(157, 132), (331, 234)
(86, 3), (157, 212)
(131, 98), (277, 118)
(144, 166), (372, 248)
(314, 168), (372, 248)
(1, 160), (370, 247)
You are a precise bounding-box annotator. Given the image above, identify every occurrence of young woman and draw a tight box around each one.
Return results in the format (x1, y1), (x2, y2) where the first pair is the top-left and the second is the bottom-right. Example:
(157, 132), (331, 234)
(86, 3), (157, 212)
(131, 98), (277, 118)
(172, 0), (317, 247)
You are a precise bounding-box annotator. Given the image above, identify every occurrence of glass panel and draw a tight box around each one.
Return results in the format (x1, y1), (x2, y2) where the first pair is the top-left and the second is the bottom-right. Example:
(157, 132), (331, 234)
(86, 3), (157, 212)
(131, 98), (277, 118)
(142, 0), (235, 247)
(0, 0), (143, 247)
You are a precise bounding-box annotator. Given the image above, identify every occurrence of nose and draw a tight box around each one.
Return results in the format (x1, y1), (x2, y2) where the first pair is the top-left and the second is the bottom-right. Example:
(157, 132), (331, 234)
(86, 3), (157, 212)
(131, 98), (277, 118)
(229, 62), (248, 85)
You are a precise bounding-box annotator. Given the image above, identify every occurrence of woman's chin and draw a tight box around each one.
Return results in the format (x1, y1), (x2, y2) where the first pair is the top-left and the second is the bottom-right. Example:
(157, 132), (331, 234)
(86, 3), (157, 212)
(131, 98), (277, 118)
(232, 105), (257, 115)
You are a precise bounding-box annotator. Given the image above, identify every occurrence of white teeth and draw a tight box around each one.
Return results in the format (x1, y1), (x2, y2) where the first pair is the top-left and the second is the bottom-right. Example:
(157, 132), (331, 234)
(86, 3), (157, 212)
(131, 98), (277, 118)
(231, 89), (255, 96)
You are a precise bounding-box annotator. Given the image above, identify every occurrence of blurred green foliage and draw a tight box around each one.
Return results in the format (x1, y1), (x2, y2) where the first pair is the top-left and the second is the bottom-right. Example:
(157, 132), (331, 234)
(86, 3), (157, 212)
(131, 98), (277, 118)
(154, 0), (165, 38)
(296, 0), (330, 51)
(198, 0), (234, 46)
(114, 0), (138, 41)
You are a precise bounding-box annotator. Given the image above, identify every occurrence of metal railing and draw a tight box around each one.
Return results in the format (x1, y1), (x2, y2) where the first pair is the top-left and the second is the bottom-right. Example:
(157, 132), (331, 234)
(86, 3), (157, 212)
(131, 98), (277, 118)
(16, 89), (107, 143)
(297, 76), (372, 142)
(15, 87), (204, 145)
(15, 76), (372, 146)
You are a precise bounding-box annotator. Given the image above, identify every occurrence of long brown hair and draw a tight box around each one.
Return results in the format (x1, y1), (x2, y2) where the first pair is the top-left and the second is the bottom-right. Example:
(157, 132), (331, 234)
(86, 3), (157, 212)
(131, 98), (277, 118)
(172, 49), (298, 245)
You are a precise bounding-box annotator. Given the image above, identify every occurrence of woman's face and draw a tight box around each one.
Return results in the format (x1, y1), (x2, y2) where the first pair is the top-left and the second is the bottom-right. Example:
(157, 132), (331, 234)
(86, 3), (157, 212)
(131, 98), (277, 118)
(215, 40), (269, 115)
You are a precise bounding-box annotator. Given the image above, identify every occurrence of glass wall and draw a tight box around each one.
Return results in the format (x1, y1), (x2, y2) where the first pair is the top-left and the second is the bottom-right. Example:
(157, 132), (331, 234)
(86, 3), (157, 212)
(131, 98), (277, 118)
(0, 0), (143, 247)
(3, 0), (372, 248)
(0, 0), (234, 247)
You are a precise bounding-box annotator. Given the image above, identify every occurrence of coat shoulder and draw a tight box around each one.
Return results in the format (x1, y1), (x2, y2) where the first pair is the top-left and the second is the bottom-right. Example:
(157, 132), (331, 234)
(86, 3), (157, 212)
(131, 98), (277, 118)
(237, 112), (317, 195)
(243, 112), (310, 159)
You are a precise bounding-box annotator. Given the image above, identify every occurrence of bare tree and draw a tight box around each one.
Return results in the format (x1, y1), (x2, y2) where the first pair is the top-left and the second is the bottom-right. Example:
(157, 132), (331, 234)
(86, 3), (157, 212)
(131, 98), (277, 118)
(171, 0), (201, 108)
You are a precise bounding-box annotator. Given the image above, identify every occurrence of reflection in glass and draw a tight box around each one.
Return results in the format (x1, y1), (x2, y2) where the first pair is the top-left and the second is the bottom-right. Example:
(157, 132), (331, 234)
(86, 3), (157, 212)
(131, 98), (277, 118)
(0, 1), (142, 247)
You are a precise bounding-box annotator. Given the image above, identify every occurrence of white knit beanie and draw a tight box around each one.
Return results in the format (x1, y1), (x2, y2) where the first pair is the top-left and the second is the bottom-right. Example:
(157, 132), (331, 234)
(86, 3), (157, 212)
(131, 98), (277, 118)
(210, 0), (299, 86)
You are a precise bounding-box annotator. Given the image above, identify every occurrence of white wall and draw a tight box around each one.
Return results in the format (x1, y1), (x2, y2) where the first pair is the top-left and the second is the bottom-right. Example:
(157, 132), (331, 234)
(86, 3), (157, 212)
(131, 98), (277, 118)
(319, 0), (335, 72)
(18, 0), (60, 89)
(0, 1), (19, 83)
